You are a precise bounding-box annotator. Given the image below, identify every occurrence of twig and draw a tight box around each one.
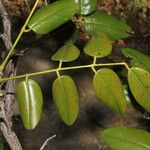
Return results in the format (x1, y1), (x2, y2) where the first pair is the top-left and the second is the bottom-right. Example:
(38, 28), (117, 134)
(0, 62), (23, 150)
(40, 135), (56, 150)
(0, 0), (12, 50)
(0, 103), (22, 150)
(4, 61), (16, 121)
(0, 1), (23, 150)
(0, 122), (22, 150)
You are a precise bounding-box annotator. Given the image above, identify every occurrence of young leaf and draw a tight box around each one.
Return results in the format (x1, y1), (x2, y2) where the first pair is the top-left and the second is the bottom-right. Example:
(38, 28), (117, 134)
(76, 0), (97, 15)
(128, 67), (150, 112)
(52, 75), (79, 125)
(51, 43), (80, 62)
(28, 0), (77, 34)
(84, 33), (112, 58)
(122, 48), (150, 72)
(83, 12), (131, 40)
(101, 126), (150, 150)
(17, 79), (43, 129)
(93, 68), (127, 114)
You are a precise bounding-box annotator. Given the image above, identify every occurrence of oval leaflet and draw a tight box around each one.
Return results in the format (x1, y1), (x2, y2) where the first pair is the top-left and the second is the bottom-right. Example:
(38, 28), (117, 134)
(101, 126), (150, 150)
(52, 75), (79, 125)
(17, 79), (43, 129)
(52, 43), (80, 62)
(83, 12), (131, 40)
(128, 67), (150, 112)
(84, 33), (112, 58)
(93, 68), (127, 114)
(28, 0), (77, 34)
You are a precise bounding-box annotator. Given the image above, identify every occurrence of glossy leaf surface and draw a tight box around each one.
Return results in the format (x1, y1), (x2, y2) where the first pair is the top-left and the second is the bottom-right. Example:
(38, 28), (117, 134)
(84, 33), (112, 58)
(28, 0), (76, 34)
(83, 12), (131, 40)
(52, 43), (80, 62)
(17, 79), (43, 129)
(76, 0), (97, 15)
(93, 68), (127, 113)
(101, 126), (150, 150)
(128, 67), (150, 112)
(52, 76), (79, 125)
(122, 48), (150, 72)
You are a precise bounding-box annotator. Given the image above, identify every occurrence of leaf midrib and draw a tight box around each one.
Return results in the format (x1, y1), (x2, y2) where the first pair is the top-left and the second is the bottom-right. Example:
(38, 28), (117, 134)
(61, 45), (72, 61)
(30, 2), (73, 29)
(59, 77), (71, 124)
(96, 72), (122, 113)
(26, 80), (32, 128)
(85, 19), (129, 33)
(130, 69), (150, 99)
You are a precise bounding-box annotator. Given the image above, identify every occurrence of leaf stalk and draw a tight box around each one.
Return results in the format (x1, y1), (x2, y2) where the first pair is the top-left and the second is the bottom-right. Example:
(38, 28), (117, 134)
(0, 62), (130, 82)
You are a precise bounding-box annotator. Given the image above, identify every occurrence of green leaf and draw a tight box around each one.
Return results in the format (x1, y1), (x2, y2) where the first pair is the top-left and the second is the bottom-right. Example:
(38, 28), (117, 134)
(28, 0), (77, 34)
(17, 79), (43, 129)
(51, 43), (80, 62)
(76, 0), (97, 15)
(101, 126), (150, 150)
(128, 67), (150, 112)
(93, 68), (127, 114)
(83, 12), (131, 40)
(122, 48), (150, 72)
(52, 75), (79, 125)
(84, 33), (112, 58)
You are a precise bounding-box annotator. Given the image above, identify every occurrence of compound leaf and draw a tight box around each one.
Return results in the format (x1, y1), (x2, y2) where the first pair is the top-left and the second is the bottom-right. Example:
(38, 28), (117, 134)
(84, 33), (112, 58)
(28, 0), (76, 34)
(101, 126), (150, 150)
(52, 43), (80, 62)
(76, 0), (97, 15)
(128, 67), (150, 112)
(122, 48), (150, 72)
(83, 12), (131, 40)
(17, 79), (43, 129)
(93, 68), (127, 114)
(52, 75), (79, 125)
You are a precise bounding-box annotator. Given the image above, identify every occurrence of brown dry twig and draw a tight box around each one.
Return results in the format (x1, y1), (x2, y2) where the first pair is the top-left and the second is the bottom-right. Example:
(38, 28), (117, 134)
(40, 135), (56, 150)
(0, 0), (12, 51)
(0, 1), (23, 149)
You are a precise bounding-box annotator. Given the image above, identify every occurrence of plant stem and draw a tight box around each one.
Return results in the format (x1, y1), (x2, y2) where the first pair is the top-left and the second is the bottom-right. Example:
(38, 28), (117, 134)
(0, 0), (41, 71)
(56, 61), (63, 77)
(0, 62), (130, 82)
(91, 57), (97, 73)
